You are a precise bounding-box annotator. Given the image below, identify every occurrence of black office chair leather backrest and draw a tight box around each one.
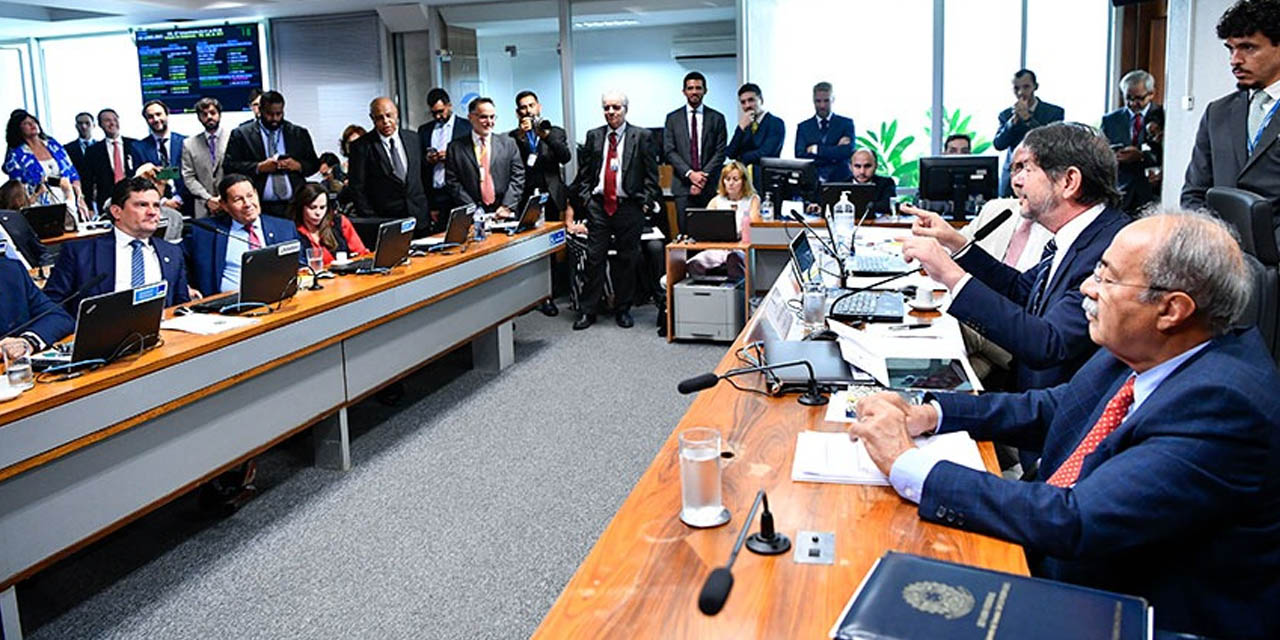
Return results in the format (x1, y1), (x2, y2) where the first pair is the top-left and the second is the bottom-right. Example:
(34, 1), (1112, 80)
(1206, 187), (1279, 362)
(0, 208), (54, 268)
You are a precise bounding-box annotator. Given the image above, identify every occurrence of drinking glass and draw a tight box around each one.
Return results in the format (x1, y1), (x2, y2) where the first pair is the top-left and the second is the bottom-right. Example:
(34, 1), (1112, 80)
(678, 427), (731, 528)
(3, 340), (34, 390)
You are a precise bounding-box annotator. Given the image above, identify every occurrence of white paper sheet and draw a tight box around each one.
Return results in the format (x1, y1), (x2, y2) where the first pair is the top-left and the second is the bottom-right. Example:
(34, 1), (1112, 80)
(161, 313), (259, 335)
(791, 430), (985, 486)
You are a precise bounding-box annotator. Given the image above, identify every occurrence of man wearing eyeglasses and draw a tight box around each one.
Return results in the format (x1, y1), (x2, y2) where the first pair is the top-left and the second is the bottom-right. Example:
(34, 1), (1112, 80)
(1102, 70), (1162, 214)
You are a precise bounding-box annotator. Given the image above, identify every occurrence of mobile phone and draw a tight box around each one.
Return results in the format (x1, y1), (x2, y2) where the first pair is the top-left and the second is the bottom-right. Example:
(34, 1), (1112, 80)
(277, 154), (292, 162)
(45, 175), (62, 187)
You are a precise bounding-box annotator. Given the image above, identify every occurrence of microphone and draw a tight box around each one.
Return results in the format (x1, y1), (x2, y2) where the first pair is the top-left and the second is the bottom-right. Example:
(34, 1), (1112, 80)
(677, 359), (828, 406)
(787, 210), (847, 285)
(698, 489), (766, 616)
(4, 272), (109, 339)
(189, 217), (252, 245)
(745, 491), (791, 555)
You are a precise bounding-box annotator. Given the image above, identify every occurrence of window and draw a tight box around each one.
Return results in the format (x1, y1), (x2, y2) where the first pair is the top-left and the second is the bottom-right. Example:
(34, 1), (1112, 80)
(942, 0), (1022, 158)
(1025, 0), (1112, 126)
(40, 34), (149, 143)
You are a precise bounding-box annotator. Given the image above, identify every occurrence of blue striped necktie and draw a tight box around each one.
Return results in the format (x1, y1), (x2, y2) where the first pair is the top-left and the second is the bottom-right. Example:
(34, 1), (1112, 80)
(1027, 238), (1057, 315)
(130, 239), (145, 288)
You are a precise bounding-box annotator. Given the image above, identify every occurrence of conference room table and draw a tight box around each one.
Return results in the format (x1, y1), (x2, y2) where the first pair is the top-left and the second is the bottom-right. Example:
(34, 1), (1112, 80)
(534, 234), (1028, 639)
(0, 223), (566, 640)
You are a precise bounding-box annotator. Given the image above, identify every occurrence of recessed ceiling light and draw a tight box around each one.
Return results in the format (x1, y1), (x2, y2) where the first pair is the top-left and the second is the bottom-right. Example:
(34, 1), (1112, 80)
(572, 19), (639, 29)
(204, 1), (247, 9)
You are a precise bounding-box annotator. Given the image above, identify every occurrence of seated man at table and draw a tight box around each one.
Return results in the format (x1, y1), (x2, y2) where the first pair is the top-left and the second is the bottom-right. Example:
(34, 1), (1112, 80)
(0, 258), (73, 357)
(850, 149), (896, 215)
(44, 176), (193, 313)
(848, 211), (1280, 639)
(185, 173), (300, 296)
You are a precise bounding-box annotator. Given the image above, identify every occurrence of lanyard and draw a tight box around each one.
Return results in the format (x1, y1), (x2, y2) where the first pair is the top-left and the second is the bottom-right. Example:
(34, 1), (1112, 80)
(1249, 94), (1280, 154)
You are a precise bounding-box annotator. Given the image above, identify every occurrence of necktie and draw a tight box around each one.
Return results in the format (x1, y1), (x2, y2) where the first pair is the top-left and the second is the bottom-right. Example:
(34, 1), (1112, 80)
(265, 128), (288, 198)
(604, 131), (619, 216)
(1046, 376), (1136, 487)
(247, 223), (263, 250)
(1131, 112), (1143, 146)
(1027, 238), (1058, 315)
(129, 239), (145, 288)
(209, 132), (218, 168)
(389, 136), (406, 181)
(479, 137), (495, 206)
(157, 137), (168, 164)
(689, 110), (700, 172)
(819, 118), (829, 134)
(1002, 218), (1034, 267)
(751, 121), (759, 134)
(1249, 91), (1276, 154)
(112, 140), (124, 182)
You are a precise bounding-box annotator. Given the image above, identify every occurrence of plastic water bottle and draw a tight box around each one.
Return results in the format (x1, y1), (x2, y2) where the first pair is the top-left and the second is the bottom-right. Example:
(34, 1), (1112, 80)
(760, 193), (774, 221)
(831, 191), (856, 258)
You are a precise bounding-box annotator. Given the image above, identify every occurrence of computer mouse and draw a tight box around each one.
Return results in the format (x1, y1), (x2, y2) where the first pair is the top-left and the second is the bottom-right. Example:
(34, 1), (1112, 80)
(804, 329), (839, 342)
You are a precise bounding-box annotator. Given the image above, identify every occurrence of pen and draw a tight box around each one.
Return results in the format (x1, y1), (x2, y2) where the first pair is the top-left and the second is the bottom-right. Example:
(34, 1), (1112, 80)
(888, 324), (931, 331)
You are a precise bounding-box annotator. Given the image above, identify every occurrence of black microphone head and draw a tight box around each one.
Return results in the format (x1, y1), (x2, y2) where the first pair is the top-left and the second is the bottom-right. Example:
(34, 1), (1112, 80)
(677, 372), (720, 395)
(972, 209), (1013, 242)
(697, 567), (734, 615)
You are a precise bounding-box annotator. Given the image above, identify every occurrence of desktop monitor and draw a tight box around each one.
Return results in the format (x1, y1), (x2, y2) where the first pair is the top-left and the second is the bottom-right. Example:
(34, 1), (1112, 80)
(917, 155), (999, 220)
(761, 158), (818, 213)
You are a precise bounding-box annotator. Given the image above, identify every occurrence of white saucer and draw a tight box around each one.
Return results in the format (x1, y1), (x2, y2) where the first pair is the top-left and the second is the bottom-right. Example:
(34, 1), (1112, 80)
(0, 383), (23, 402)
(908, 299), (943, 312)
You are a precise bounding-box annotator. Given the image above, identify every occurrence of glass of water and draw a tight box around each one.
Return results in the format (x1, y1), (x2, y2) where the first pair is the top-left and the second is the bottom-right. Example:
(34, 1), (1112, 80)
(802, 280), (827, 334)
(306, 248), (325, 290)
(678, 427), (731, 528)
(4, 340), (34, 390)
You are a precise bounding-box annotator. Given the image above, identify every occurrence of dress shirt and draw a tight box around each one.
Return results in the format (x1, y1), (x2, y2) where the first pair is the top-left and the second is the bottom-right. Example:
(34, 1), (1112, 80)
(431, 119), (454, 188)
(257, 124), (291, 202)
(1249, 79), (1280, 143)
(112, 228), (160, 292)
(151, 131), (181, 205)
(380, 130), (408, 175)
(220, 217), (265, 292)
(593, 122), (628, 197)
(76, 137), (93, 156)
(888, 341), (1212, 503)
(685, 105), (703, 177)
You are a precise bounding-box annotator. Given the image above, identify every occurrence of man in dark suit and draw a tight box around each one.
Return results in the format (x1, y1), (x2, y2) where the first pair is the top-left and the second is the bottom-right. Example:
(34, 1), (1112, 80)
(131, 100), (188, 214)
(663, 71), (728, 237)
(509, 90), (572, 316)
(81, 108), (141, 213)
(1101, 70), (1161, 214)
(794, 81), (855, 184)
(222, 90), (319, 219)
(417, 88), (472, 231)
(0, 258), (73, 359)
(850, 149), (897, 215)
(850, 211), (1279, 639)
(570, 90), (660, 330)
(1182, 0), (1280, 210)
(445, 97), (524, 217)
(347, 96), (428, 233)
(725, 83), (785, 197)
(44, 177), (191, 312)
(993, 69), (1065, 196)
(64, 112), (94, 179)
(184, 174), (300, 296)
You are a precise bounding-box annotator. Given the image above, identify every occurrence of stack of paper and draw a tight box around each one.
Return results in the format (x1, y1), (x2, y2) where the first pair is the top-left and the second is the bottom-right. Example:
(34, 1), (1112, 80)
(161, 313), (259, 336)
(791, 430), (985, 486)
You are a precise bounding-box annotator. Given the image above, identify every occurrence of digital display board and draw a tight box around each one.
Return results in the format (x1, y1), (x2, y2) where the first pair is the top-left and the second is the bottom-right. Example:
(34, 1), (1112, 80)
(136, 24), (262, 113)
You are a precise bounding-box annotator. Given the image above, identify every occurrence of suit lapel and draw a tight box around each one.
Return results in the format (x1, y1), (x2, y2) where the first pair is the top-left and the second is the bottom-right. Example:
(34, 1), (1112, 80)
(245, 123), (267, 161)
(1242, 95), (1280, 175)
(94, 235), (114, 291)
(1229, 91), (1251, 174)
(1045, 208), (1114, 298)
(621, 126), (639, 177)
(374, 135), (396, 179)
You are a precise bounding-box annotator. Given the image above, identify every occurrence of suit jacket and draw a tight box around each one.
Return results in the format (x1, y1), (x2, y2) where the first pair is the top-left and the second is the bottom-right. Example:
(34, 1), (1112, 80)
(860, 175), (897, 215)
(180, 129), (229, 218)
(508, 124), (572, 214)
(183, 215), (300, 296)
(416, 116), (472, 204)
(43, 232), (190, 312)
(444, 133), (524, 211)
(794, 114), (855, 183)
(925, 328), (1280, 638)
(571, 124), (661, 208)
(222, 120), (320, 201)
(64, 138), (93, 179)
(0, 257), (73, 347)
(1182, 89), (1280, 210)
(950, 206), (1130, 391)
(82, 137), (142, 212)
(347, 128), (429, 229)
(663, 106), (728, 197)
(725, 112), (785, 195)
(1101, 106), (1160, 213)
(993, 99), (1065, 196)
(131, 132), (189, 206)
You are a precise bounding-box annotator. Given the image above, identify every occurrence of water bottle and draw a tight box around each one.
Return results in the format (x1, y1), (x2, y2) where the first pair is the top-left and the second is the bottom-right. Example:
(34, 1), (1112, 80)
(831, 191), (856, 258)
(474, 212), (487, 242)
(760, 192), (774, 221)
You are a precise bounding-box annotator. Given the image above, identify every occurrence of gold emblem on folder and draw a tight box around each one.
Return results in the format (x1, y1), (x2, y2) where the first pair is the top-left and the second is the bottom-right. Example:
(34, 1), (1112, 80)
(902, 581), (976, 620)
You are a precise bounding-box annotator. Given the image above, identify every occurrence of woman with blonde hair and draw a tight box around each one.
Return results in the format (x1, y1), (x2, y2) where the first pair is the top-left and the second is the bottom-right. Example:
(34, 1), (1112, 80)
(685, 160), (758, 278)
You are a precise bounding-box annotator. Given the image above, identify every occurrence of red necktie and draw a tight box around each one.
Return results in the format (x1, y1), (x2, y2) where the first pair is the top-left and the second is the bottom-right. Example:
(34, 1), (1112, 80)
(112, 140), (124, 182)
(479, 137), (495, 206)
(689, 110), (700, 171)
(1132, 113), (1143, 146)
(604, 131), (619, 216)
(247, 224), (263, 250)
(1046, 376), (1136, 487)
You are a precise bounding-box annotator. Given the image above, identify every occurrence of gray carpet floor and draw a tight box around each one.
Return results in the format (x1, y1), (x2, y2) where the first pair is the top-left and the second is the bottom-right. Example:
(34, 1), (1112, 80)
(18, 302), (725, 640)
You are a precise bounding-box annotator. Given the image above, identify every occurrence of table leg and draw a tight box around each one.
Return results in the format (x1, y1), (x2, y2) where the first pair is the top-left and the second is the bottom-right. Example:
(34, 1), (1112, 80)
(313, 407), (351, 471)
(665, 246), (687, 343)
(1, 585), (21, 640)
(472, 320), (514, 372)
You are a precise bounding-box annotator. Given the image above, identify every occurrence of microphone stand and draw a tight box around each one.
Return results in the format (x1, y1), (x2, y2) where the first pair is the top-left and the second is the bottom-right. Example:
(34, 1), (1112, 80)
(788, 211), (847, 286)
(679, 359), (828, 406)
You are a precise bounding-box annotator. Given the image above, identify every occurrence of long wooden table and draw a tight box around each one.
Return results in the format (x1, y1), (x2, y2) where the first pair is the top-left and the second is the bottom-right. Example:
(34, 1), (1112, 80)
(534, 264), (1027, 639)
(0, 224), (565, 640)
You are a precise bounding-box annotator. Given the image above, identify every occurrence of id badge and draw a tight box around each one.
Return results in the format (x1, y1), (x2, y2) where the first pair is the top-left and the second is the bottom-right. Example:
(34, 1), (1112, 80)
(527, 153), (538, 167)
(478, 166), (486, 181)
(609, 158), (620, 173)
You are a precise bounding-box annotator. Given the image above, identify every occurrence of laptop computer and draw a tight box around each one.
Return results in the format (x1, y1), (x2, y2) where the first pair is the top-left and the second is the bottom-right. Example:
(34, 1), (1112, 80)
(754, 320), (855, 388)
(33, 283), (167, 370)
(191, 240), (302, 313)
(330, 218), (415, 273)
(489, 194), (546, 235)
(686, 208), (739, 242)
(819, 183), (878, 217)
(411, 205), (476, 252)
(789, 227), (903, 323)
(21, 204), (67, 240)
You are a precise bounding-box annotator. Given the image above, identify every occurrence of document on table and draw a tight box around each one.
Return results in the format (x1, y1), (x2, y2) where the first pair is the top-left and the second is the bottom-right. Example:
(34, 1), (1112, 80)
(161, 313), (260, 335)
(791, 430), (985, 486)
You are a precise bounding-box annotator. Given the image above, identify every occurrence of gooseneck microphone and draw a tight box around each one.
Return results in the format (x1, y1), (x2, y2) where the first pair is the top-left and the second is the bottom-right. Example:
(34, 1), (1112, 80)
(678, 359), (828, 406)
(787, 211), (847, 285)
(4, 272), (109, 340)
(698, 489), (766, 616)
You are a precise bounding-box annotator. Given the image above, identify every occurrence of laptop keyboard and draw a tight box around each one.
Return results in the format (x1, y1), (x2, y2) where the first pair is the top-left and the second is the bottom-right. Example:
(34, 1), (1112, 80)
(850, 253), (911, 275)
(829, 291), (904, 321)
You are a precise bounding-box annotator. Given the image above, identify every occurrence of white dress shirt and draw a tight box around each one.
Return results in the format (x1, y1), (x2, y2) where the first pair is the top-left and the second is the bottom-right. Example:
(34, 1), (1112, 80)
(593, 122), (628, 197)
(380, 130), (408, 175)
(685, 105), (703, 176)
(431, 119), (455, 188)
(220, 217), (265, 292)
(113, 228), (161, 292)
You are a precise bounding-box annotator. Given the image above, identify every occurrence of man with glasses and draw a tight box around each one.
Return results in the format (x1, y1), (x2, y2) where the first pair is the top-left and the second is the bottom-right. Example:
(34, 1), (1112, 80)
(445, 97), (523, 219)
(1102, 70), (1162, 213)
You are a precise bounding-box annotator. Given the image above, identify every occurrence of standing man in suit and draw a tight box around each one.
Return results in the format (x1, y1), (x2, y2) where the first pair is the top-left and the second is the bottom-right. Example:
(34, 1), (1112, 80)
(663, 72), (727, 238)
(132, 100), (187, 214)
(181, 97), (229, 219)
(64, 112), (95, 179)
(43, 176), (191, 312)
(417, 88), (472, 230)
(509, 90), (572, 317)
(1182, 0), (1280, 210)
(850, 212), (1279, 639)
(993, 70), (1065, 197)
(726, 83), (785, 199)
(570, 91), (660, 330)
(223, 90), (319, 219)
(445, 97), (523, 218)
(347, 96), (428, 232)
(794, 81), (855, 184)
(1101, 70), (1161, 214)
(81, 108), (140, 213)
(184, 174), (300, 296)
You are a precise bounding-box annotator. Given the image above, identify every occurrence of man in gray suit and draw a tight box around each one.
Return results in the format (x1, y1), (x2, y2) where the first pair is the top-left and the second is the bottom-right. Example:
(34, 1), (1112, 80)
(445, 97), (524, 217)
(180, 96), (229, 219)
(663, 71), (727, 237)
(1182, 0), (1280, 210)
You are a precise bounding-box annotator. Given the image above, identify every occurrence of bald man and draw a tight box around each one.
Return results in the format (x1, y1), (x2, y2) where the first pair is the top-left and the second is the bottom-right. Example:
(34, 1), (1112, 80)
(347, 96), (429, 232)
(850, 148), (897, 215)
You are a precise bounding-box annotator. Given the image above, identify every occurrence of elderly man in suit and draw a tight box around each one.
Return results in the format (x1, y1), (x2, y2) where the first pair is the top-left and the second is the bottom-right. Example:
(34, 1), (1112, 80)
(184, 174), (300, 296)
(1182, 0), (1280, 210)
(794, 81), (855, 184)
(663, 71), (727, 238)
(444, 97), (523, 218)
(348, 96), (429, 233)
(850, 210), (1280, 639)
(417, 88), (472, 231)
(181, 97), (229, 219)
(1101, 70), (1162, 214)
(993, 69), (1065, 197)
(222, 90), (319, 219)
(570, 90), (660, 330)
(43, 177), (191, 312)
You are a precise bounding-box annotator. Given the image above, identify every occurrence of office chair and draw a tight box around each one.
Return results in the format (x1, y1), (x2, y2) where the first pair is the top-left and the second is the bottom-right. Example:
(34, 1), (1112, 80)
(0, 208), (54, 269)
(1206, 187), (1279, 362)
